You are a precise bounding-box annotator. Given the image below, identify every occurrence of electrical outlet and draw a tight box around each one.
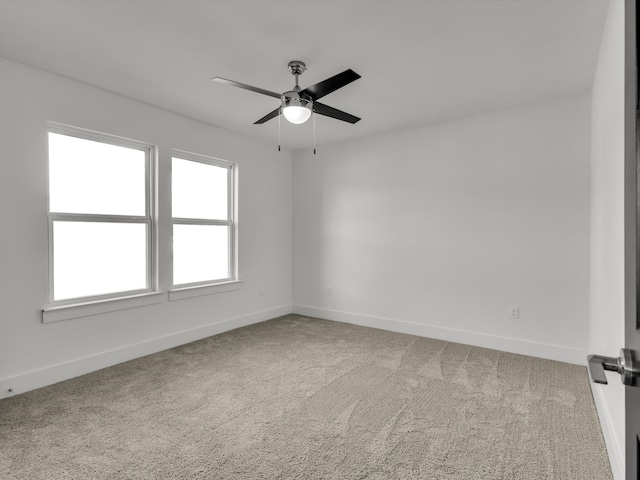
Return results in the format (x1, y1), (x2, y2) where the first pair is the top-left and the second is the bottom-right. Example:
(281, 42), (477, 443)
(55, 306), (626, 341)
(509, 306), (520, 319)
(327, 286), (333, 296)
(259, 286), (264, 296)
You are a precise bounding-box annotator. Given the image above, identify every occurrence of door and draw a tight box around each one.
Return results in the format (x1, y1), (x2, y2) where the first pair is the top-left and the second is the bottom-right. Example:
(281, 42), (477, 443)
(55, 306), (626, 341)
(626, 1), (640, 477)
(588, 2), (640, 479)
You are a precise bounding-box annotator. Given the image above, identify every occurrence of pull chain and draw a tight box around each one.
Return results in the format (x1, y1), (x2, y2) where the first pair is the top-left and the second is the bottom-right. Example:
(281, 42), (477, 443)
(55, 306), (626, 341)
(278, 108), (281, 152)
(313, 111), (316, 155)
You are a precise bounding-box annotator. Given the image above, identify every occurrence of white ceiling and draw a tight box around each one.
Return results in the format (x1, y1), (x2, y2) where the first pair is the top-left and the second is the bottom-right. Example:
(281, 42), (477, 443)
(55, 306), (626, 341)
(0, 0), (608, 151)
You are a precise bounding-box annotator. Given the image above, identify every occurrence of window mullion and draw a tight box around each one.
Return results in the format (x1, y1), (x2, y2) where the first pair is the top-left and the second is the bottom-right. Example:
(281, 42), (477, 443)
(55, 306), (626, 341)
(172, 217), (230, 226)
(50, 212), (150, 223)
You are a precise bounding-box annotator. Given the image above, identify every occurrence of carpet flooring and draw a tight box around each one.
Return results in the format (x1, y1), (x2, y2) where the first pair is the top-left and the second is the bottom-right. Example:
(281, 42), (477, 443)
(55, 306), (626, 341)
(0, 315), (612, 479)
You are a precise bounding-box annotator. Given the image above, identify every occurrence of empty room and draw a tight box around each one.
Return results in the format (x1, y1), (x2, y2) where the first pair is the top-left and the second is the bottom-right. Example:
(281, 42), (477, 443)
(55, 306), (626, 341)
(0, 0), (638, 479)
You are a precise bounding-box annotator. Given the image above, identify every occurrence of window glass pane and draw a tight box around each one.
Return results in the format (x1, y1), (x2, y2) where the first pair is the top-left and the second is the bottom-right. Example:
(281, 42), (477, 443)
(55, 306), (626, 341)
(49, 132), (146, 215)
(53, 221), (147, 300)
(172, 158), (228, 220)
(173, 224), (229, 285)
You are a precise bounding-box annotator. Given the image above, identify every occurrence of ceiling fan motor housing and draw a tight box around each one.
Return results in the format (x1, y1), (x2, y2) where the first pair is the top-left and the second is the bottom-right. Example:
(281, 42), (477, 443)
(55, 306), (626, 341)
(281, 90), (313, 110)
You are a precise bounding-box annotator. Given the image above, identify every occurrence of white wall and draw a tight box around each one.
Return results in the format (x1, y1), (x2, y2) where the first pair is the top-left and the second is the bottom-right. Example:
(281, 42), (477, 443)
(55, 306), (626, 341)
(0, 57), (293, 399)
(293, 93), (591, 364)
(589, 1), (626, 478)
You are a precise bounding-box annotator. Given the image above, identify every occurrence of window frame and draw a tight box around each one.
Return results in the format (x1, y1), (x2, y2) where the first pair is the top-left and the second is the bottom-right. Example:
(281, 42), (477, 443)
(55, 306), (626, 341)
(170, 149), (237, 289)
(46, 122), (157, 307)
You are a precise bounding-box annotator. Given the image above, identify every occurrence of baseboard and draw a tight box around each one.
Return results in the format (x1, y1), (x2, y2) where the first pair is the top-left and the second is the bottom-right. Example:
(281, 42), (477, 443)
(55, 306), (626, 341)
(293, 304), (587, 365)
(591, 383), (625, 480)
(0, 304), (293, 400)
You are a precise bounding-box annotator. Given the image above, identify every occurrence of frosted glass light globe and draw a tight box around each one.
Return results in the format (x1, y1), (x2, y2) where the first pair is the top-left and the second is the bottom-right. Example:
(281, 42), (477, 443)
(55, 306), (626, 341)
(283, 105), (312, 124)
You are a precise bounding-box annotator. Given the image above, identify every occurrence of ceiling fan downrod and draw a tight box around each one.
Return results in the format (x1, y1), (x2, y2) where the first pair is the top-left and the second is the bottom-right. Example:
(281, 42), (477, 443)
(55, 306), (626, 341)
(288, 60), (306, 90)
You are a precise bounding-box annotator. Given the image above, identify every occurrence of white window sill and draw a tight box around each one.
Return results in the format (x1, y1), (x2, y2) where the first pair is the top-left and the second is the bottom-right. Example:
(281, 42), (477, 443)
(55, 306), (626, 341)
(169, 280), (242, 301)
(42, 292), (165, 324)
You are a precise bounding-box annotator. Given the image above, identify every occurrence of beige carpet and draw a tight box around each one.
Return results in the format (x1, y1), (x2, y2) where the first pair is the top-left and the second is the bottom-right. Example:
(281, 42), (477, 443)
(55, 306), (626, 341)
(0, 315), (612, 479)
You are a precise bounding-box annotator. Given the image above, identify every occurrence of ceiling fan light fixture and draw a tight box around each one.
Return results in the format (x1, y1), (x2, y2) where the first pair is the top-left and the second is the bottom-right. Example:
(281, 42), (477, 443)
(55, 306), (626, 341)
(281, 93), (313, 124)
(283, 105), (312, 124)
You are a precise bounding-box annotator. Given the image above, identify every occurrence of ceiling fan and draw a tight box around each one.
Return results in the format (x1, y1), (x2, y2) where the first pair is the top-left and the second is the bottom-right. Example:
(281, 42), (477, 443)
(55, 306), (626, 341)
(212, 61), (361, 126)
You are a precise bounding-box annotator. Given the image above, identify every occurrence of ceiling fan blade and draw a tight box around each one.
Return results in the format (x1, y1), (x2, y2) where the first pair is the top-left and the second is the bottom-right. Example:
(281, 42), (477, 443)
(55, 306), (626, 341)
(254, 107), (281, 124)
(301, 69), (361, 101)
(313, 102), (360, 124)
(211, 77), (281, 99)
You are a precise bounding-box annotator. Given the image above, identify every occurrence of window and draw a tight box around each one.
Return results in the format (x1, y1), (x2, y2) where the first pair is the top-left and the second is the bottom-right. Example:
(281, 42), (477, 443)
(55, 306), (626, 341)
(171, 151), (236, 287)
(47, 125), (155, 305)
